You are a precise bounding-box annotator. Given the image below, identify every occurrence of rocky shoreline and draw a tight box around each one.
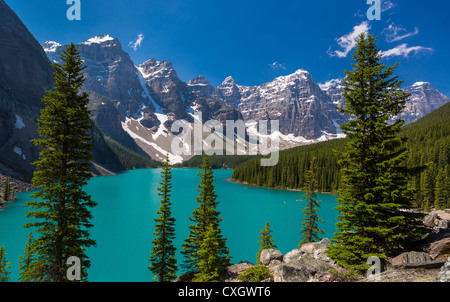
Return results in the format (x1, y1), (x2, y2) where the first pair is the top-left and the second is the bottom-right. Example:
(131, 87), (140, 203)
(0, 174), (37, 195)
(224, 210), (450, 282)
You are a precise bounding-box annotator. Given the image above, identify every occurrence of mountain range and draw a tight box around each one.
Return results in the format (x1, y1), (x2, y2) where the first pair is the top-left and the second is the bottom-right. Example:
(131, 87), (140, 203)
(0, 0), (448, 182)
(42, 34), (449, 163)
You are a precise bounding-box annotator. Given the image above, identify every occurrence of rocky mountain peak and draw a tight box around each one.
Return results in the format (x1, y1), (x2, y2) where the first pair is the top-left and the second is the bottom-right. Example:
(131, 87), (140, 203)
(222, 76), (237, 85)
(188, 75), (214, 99)
(137, 59), (176, 80)
(188, 75), (211, 86)
(41, 41), (62, 53)
(402, 82), (450, 123)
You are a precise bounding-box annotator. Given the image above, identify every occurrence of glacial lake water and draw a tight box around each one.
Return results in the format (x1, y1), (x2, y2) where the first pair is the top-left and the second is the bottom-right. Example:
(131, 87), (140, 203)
(0, 168), (338, 282)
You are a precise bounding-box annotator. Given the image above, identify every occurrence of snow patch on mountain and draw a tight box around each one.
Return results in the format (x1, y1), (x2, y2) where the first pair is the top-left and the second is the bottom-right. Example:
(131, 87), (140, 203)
(136, 65), (164, 114)
(15, 114), (25, 129)
(13, 146), (26, 160)
(121, 117), (183, 164)
(151, 113), (169, 140)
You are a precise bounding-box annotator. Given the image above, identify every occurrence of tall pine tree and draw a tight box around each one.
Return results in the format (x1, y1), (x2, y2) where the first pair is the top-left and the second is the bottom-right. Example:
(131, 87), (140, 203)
(181, 156), (230, 279)
(256, 221), (277, 264)
(193, 224), (223, 282)
(326, 33), (427, 272)
(149, 154), (177, 282)
(2, 177), (10, 202)
(435, 165), (449, 210)
(299, 157), (324, 247)
(24, 43), (96, 281)
(0, 246), (11, 282)
(19, 232), (36, 282)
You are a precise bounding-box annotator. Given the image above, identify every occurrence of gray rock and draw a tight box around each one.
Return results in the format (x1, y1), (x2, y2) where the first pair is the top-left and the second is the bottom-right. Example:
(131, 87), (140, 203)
(260, 249), (284, 266)
(390, 251), (446, 269)
(267, 259), (283, 274)
(437, 219), (449, 230)
(300, 243), (316, 254)
(283, 249), (303, 264)
(225, 261), (254, 281)
(299, 238), (333, 256)
(436, 256), (450, 282)
(273, 255), (333, 282)
(316, 238), (333, 249)
(418, 229), (450, 260)
(314, 247), (333, 264)
(391, 251), (432, 267)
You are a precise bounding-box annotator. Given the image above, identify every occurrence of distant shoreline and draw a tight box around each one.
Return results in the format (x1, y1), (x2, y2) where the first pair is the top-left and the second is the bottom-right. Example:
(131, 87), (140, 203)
(226, 178), (339, 196)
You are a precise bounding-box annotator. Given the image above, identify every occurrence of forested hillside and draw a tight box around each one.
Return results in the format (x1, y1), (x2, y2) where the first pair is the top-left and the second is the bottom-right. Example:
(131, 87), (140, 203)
(231, 102), (450, 209)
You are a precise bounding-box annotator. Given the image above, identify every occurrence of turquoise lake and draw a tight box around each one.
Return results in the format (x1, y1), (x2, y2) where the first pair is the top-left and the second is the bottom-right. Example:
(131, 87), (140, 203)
(0, 168), (338, 282)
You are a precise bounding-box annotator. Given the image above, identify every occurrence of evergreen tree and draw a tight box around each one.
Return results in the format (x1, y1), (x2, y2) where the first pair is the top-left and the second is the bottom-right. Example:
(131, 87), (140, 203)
(299, 157), (324, 247)
(435, 166), (449, 210)
(182, 156), (230, 278)
(421, 162), (435, 210)
(19, 232), (37, 282)
(256, 221), (277, 264)
(0, 246), (11, 282)
(3, 177), (10, 202)
(193, 224), (223, 282)
(149, 154), (177, 282)
(24, 43), (96, 281)
(325, 33), (428, 272)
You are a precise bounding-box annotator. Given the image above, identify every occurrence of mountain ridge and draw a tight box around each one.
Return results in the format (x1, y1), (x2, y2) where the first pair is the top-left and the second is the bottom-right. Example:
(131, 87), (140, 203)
(42, 34), (449, 165)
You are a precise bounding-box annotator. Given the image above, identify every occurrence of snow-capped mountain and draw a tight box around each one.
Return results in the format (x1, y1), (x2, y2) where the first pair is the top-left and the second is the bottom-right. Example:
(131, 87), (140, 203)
(320, 78), (449, 123)
(211, 69), (346, 140)
(41, 34), (449, 164)
(402, 82), (450, 123)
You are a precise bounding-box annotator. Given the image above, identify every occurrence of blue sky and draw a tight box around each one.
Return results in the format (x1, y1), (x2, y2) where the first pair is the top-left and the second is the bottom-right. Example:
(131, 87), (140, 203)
(6, 0), (450, 95)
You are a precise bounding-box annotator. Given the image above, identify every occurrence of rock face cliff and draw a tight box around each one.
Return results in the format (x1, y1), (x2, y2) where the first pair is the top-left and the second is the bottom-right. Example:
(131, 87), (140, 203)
(0, 0), (54, 180)
(213, 70), (345, 139)
(402, 82), (450, 124)
(44, 35), (162, 153)
(0, 1), (159, 182)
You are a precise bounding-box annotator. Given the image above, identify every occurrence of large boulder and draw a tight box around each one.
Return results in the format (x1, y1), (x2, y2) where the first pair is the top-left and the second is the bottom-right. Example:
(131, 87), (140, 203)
(299, 238), (334, 264)
(225, 261), (254, 282)
(436, 256), (450, 282)
(423, 210), (450, 231)
(283, 249), (303, 264)
(390, 251), (446, 269)
(391, 251), (432, 267)
(273, 255), (333, 282)
(299, 238), (332, 255)
(417, 229), (450, 260)
(260, 249), (283, 266)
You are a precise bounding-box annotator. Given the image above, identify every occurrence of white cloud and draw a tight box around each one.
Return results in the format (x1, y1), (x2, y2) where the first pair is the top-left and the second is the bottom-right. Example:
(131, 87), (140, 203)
(382, 23), (419, 42)
(328, 21), (371, 58)
(128, 33), (144, 51)
(269, 62), (286, 71)
(380, 43), (433, 58)
(381, 0), (397, 12)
